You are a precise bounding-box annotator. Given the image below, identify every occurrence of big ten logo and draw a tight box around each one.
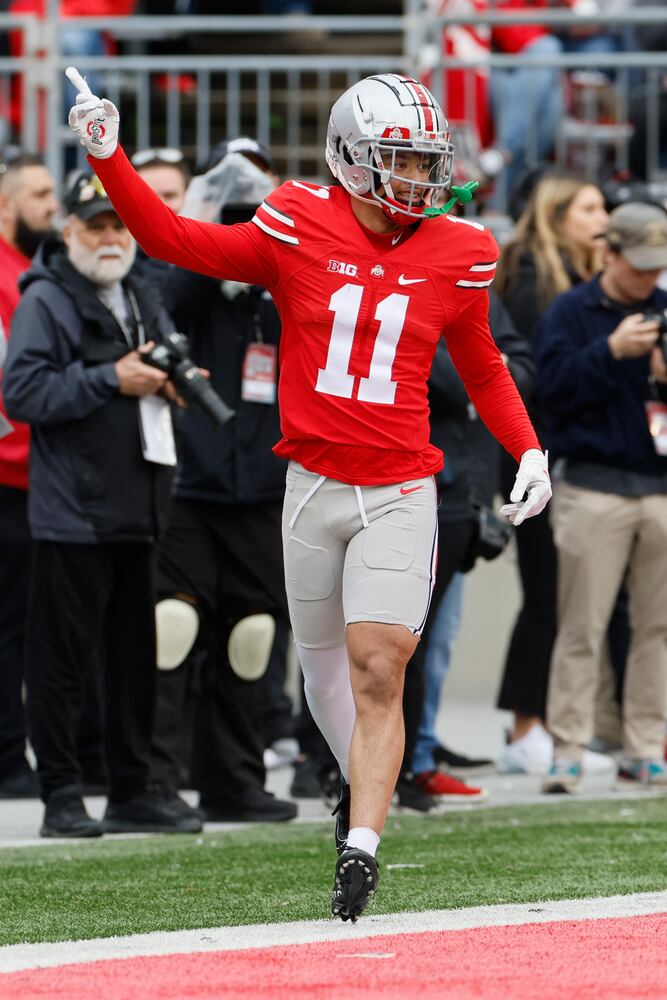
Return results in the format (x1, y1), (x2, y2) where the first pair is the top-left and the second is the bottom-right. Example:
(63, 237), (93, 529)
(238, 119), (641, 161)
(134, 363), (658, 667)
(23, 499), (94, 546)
(327, 259), (358, 277)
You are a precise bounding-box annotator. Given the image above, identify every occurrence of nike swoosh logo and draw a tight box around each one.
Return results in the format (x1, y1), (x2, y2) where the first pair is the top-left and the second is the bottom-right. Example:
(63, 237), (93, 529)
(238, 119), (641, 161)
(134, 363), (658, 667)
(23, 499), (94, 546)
(400, 485), (423, 495)
(392, 232), (403, 246)
(398, 274), (427, 285)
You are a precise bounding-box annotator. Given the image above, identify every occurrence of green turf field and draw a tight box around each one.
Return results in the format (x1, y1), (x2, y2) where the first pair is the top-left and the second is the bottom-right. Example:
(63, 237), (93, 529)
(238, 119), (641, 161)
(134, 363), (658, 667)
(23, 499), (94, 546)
(1, 798), (666, 947)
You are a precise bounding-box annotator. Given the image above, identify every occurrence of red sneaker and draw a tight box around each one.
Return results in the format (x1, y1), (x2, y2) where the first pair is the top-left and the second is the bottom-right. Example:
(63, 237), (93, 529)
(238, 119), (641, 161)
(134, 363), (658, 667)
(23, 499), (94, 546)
(414, 770), (488, 802)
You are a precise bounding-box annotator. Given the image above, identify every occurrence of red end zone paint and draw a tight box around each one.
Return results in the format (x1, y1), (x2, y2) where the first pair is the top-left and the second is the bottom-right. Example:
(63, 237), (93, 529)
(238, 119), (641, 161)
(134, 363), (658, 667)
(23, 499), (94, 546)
(3, 913), (666, 1000)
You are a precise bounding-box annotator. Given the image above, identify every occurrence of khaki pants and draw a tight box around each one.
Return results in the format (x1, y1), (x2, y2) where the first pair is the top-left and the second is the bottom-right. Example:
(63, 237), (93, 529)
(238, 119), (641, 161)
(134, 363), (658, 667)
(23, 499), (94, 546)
(547, 481), (667, 760)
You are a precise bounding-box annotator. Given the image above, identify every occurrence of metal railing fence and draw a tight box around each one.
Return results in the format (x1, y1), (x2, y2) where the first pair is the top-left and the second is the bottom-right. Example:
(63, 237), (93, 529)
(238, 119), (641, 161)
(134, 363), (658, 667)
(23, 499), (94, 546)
(0, 11), (408, 188)
(0, 5), (666, 201)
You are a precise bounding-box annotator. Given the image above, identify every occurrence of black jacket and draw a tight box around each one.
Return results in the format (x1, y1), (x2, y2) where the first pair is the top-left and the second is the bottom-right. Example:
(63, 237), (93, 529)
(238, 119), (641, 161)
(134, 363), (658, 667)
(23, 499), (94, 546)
(3, 242), (175, 543)
(162, 268), (285, 505)
(429, 290), (535, 520)
(535, 274), (667, 474)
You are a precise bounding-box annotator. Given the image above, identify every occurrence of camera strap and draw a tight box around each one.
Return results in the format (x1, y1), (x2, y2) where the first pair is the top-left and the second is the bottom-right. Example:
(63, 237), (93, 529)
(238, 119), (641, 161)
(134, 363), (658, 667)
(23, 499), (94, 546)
(97, 286), (146, 350)
(96, 286), (175, 466)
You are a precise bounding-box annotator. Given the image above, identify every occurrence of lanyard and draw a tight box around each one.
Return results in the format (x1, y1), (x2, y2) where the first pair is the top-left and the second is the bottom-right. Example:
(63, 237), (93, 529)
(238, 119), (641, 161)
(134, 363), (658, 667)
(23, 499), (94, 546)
(98, 287), (146, 350)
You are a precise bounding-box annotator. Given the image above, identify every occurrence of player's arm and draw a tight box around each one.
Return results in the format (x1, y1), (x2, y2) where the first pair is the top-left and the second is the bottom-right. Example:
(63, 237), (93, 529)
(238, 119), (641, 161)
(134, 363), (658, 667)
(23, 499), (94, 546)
(444, 287), (540, 461)
(441, 226), (551, 526)
(66, 68), (278, 287)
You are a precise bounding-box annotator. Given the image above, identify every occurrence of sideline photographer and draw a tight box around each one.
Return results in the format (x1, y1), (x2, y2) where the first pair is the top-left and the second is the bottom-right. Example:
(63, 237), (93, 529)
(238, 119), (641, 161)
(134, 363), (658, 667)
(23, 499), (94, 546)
(536, 202), (667, 793)
(2, 171), (201, 837)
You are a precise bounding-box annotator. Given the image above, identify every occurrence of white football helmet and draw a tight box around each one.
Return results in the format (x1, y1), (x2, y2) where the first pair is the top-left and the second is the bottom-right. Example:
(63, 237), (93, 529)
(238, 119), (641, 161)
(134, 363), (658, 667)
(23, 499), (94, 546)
(325, 73), (455, 223)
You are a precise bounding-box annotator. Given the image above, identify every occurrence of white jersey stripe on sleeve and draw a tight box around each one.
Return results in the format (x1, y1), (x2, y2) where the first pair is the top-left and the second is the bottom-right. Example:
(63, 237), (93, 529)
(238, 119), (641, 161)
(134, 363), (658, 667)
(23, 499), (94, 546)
(251, 215), (300, 246)
(261, 200), (295, 227)
(456, 278), (494, 288)
(470, 262), (497, 272)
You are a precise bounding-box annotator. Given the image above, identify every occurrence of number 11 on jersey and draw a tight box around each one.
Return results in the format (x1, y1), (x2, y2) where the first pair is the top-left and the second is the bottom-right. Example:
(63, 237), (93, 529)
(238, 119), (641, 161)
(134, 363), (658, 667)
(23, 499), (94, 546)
(315, 282), (410, 405)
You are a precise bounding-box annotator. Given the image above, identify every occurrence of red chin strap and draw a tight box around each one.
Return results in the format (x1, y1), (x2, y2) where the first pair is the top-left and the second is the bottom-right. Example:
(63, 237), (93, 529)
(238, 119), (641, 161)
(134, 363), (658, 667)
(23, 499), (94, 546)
(380, 197), (425, 227)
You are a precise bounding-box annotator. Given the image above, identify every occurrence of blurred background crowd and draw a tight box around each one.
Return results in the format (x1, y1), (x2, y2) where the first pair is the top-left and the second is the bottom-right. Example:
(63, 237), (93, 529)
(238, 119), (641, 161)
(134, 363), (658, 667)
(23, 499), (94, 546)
(1, 0), (667, 836)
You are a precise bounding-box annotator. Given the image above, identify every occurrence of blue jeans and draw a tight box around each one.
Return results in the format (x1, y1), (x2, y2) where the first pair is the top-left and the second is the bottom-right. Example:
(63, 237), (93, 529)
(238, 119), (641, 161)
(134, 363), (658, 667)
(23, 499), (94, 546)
(491, 34), (565, 202)
(412, 572), (465, 775)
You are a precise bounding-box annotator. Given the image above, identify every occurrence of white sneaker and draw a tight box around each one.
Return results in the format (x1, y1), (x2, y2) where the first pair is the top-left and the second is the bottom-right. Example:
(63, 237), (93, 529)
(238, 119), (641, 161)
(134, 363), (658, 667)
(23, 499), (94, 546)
(497, 724), (553, 776)
(582, 749), (617, 775)
(263, 738), (300, 771)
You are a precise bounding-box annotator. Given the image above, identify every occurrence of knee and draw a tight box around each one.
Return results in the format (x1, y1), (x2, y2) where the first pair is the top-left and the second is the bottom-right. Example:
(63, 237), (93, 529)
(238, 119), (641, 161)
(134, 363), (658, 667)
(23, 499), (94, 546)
(352, 647), (407, 709)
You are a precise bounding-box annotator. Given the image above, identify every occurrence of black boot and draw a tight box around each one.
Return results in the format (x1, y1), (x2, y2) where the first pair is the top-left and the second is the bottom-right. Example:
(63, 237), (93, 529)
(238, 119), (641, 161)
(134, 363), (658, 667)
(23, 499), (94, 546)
(104, 789), (203, 834)
(41, 785), (103, 838)
(199, 787), (297, 823)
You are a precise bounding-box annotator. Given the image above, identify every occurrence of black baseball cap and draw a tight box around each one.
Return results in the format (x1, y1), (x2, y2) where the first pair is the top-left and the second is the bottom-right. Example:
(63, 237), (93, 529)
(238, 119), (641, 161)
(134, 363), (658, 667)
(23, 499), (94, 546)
(63, 170), (116, 221)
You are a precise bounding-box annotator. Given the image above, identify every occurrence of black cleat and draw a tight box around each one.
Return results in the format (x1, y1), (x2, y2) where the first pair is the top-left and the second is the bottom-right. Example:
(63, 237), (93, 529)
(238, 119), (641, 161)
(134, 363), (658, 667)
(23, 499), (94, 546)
(331, 847), (379, 922)
(331, 776), (350, 856)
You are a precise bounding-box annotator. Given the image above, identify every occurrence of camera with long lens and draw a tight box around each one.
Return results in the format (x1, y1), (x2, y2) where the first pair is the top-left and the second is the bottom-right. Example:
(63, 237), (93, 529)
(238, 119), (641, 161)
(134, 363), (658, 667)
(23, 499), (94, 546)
(142, 332), (235, 428)
(643, 309), (667, 366)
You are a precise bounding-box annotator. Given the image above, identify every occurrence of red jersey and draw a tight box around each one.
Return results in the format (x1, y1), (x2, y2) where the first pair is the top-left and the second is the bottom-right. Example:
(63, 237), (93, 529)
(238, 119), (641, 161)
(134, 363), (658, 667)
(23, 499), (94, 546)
(0, 235), (31, 491)
(91, 148), (539, 485)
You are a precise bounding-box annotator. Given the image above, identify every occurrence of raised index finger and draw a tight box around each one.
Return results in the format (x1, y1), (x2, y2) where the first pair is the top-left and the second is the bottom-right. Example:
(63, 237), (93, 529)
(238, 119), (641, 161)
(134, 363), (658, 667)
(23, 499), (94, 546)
(65, 66), (93, 97)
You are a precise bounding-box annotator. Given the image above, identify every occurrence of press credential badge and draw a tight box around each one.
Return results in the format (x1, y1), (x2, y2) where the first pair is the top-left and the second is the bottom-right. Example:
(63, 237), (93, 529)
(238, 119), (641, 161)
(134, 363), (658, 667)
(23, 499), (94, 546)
(242, 343), (277, 404)
(645, 400), (667, 456)
(139, 395), (177, 466)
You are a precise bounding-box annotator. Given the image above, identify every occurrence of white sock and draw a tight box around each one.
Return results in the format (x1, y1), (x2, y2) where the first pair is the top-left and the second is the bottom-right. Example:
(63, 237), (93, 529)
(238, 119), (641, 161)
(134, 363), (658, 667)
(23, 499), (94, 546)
(296, 643), (356, 781)
(346, 827), (380, 857)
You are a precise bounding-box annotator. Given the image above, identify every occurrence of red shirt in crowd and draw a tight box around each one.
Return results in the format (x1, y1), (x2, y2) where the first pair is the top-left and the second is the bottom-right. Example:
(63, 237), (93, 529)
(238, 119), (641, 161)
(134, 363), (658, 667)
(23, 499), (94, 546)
(492, 0), (578, 53)
(423, 0), (494, 148)
(0, 236), (31, 491)
(90, 147), (540, 486)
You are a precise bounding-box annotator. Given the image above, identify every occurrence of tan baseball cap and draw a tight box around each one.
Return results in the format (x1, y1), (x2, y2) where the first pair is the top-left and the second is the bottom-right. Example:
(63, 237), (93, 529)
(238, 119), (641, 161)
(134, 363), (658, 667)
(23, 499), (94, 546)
(606, 202), (667, 270)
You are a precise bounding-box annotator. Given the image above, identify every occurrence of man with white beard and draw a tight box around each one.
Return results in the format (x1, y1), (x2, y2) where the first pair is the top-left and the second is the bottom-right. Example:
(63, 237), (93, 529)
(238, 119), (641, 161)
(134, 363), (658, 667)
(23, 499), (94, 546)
(3, 171), (202, 838)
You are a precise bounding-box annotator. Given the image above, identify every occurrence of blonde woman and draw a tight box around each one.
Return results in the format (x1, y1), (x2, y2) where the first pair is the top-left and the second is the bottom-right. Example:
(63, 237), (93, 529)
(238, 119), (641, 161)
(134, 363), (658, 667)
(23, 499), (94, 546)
(495, 174), (610, 775)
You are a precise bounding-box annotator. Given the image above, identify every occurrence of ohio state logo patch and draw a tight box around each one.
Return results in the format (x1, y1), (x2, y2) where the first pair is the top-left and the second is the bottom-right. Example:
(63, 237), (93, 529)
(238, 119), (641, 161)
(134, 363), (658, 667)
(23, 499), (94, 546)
(87, 118), (106, 146)
(382, 126), (410, 140)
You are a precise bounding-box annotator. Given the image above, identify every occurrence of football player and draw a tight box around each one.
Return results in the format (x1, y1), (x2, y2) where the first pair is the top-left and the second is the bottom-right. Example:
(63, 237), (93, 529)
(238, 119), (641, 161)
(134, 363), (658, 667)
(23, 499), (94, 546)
(67, 67), (551, 921)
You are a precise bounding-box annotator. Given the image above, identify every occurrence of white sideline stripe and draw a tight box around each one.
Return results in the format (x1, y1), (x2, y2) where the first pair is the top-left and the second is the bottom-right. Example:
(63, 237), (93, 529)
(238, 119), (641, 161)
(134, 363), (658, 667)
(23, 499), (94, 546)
(1, 891), (665, 974)
(251, 215), (299, 245)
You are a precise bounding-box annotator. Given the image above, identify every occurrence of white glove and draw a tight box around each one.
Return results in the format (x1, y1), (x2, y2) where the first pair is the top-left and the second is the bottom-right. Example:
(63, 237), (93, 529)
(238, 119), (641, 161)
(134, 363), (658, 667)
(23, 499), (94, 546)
(66, 66), (119, 160)
(500, 449), (552, 527)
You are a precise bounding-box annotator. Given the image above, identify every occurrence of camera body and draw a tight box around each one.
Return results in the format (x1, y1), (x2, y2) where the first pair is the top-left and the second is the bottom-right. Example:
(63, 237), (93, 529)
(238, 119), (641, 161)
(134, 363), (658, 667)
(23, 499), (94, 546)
(643, 309), (667, 365)
(142, 332), (235, 428)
